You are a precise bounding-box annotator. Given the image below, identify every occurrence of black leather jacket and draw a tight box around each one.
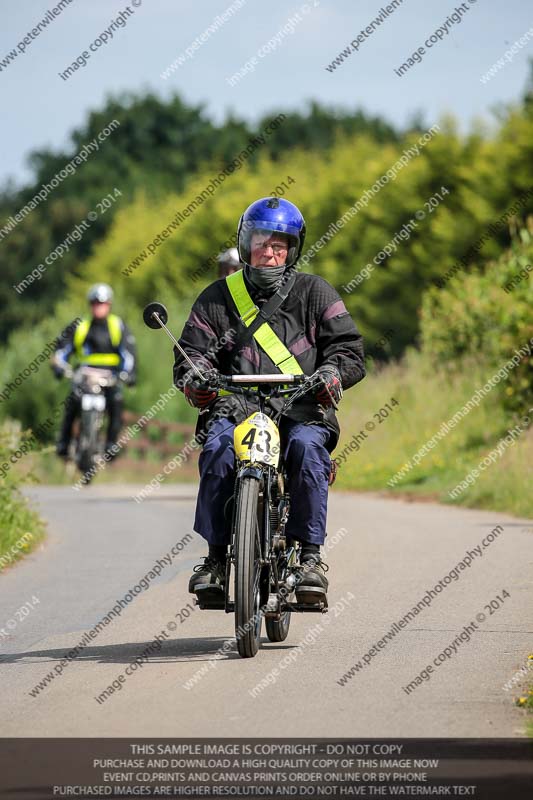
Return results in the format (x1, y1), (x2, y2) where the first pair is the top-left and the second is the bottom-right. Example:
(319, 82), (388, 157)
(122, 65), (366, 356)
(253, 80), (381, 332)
(173, 269), (365, 452)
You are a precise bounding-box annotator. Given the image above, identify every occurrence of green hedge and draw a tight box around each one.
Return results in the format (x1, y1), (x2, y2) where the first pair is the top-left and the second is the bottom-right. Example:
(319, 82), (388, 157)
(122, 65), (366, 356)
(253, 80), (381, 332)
(420, 226), (533, 413)
(0, 423), (45, 570)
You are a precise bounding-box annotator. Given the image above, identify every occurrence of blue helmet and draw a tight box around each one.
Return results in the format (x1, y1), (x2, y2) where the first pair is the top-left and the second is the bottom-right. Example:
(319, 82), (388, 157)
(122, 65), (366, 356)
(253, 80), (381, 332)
(237, 197), (306, 267)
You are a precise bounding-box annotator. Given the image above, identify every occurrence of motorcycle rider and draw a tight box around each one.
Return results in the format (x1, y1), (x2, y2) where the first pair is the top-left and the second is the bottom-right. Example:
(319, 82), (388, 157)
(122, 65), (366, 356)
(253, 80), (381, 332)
(174, 197), (365, 606)
(52, 283), (137, 457)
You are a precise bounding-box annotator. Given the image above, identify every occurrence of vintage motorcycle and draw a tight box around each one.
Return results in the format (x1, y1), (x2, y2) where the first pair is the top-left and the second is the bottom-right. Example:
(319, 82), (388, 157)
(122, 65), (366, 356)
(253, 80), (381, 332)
(65, 365), (118, 480)
(144, 302), (335, 658)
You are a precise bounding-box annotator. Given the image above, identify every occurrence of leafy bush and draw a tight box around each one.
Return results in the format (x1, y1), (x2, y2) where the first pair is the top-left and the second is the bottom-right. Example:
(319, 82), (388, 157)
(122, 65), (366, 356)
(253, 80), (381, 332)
(420, 226), (533, 413)
(0, 422), (45, 569)
(0, 308), (79, 442)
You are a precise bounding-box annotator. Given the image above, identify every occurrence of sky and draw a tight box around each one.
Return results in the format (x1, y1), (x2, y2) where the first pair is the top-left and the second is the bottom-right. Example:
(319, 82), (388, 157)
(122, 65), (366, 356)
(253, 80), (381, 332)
(1, 0), (532, 187)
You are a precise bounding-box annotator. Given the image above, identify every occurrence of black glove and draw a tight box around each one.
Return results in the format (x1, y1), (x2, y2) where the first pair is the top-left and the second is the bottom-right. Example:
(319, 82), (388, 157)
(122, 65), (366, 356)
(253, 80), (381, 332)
(184, 368), (219, 409)
(313, 365), (343, 407)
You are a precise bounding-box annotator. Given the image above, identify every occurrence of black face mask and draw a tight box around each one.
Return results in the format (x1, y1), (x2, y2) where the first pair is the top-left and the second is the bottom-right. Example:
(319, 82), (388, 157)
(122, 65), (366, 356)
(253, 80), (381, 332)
(245, 263), (287, 292)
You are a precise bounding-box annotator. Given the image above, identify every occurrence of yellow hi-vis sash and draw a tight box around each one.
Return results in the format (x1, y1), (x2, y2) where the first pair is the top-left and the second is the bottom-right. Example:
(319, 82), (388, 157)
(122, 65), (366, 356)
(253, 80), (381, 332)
(226, 270), (303, 374)
(73, 314), (122, 367)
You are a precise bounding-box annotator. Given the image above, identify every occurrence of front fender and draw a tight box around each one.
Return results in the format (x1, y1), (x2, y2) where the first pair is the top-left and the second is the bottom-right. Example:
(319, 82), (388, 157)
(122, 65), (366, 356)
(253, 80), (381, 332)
(236, 464), (264, 482)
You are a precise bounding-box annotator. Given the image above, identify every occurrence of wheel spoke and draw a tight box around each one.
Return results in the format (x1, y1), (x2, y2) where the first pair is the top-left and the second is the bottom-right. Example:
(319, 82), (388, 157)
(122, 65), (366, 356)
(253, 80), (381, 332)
(252, 565), (261, 599)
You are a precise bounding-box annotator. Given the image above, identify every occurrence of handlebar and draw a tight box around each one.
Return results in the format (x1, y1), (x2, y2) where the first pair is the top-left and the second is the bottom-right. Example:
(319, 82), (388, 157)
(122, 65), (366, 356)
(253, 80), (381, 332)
(207, 372), (337, 411)
(223, 374), (306, 385)
(71, 366), (119, 389)
(207, 373), (325, 411)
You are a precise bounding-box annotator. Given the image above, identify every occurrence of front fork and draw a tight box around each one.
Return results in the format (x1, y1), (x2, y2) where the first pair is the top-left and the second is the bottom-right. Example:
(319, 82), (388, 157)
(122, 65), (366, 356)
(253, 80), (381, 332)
(224, 462), (294, 617)
(224, 462), (283, 614)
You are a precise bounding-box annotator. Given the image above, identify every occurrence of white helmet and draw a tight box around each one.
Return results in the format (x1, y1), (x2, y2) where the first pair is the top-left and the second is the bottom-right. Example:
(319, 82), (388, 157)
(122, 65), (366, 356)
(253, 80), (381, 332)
(87, 283), (113, 303)
(217, 247), (240, 268)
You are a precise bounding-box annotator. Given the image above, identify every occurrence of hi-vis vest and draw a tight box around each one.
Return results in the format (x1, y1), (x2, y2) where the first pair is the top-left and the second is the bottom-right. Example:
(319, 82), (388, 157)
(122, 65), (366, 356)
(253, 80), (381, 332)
(73, 314), (122, 367)
(225, 270), (303, 375)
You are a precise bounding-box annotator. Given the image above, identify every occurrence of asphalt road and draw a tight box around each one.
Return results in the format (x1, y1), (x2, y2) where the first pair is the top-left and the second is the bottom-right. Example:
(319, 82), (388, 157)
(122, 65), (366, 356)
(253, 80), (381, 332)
(1, 484), (532, 737)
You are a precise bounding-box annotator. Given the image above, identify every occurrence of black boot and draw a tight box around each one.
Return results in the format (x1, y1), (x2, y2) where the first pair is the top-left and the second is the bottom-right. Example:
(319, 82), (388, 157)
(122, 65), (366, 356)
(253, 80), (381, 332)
(295, 545), (329, 606)
(104, 441), (119, 460)
(106, 386), (123, 444)
(188, 545), (227, 595)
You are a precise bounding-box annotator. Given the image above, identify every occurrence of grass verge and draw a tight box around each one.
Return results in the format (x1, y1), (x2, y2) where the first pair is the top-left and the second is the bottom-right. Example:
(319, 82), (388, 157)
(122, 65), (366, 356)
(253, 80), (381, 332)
(335, 351), (533, 518)
(0, 423), (45, 571)
(515, 659), (533, 737)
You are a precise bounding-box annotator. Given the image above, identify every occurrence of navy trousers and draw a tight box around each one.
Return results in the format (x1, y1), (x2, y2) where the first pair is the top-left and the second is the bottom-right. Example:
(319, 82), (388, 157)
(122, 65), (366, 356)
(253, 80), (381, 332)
(194, 417), (331, 546)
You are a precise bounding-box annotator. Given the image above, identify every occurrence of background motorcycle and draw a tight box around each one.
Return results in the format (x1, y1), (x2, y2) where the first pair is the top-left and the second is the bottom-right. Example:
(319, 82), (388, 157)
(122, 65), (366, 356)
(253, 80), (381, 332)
(64, 365), (118, 481)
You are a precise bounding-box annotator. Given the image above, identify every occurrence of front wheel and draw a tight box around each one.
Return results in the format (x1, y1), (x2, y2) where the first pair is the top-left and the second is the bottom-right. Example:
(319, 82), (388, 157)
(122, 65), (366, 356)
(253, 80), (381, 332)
(77, 409), (102, 476)
(234, 476), (263, 658)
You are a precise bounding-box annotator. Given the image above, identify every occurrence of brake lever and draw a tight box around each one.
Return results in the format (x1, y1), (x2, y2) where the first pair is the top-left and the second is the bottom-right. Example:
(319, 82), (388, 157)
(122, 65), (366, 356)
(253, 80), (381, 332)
(324, 382), (339, 411)
(279, 377), (320, 413)
(297, 375), (340, 411)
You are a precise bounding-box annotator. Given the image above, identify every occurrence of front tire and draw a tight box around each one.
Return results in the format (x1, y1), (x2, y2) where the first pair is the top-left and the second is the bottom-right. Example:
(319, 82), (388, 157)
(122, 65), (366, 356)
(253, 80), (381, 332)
(234, 476), (263, 658)
(77, 410), (101, 476)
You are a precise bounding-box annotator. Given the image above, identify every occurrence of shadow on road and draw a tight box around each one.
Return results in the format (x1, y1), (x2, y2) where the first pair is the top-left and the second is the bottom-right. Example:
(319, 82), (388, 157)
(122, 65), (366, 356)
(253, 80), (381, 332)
(0, 635), (294, 667)
(71, 496), (198, 504)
